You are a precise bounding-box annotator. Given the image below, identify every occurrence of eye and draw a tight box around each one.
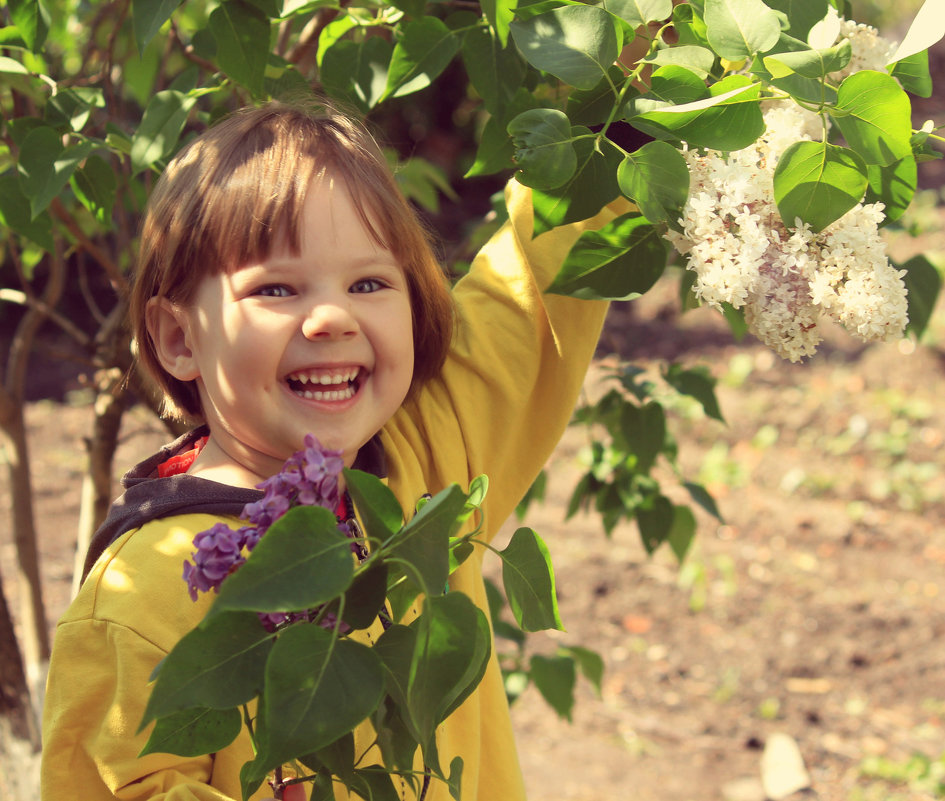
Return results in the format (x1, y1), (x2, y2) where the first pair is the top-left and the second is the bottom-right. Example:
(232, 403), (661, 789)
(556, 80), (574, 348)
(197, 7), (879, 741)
(350, 278), (386, 294)
(253, 284), (293, 298)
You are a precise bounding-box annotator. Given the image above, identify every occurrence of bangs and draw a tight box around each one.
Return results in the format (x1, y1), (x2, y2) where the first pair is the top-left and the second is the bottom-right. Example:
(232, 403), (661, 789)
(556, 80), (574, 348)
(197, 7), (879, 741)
(190, 122), (409, 278)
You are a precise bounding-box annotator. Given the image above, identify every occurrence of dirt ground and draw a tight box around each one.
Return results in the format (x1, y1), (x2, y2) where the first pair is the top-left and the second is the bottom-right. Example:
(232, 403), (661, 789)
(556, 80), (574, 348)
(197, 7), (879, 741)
(3, 223), (945, 801)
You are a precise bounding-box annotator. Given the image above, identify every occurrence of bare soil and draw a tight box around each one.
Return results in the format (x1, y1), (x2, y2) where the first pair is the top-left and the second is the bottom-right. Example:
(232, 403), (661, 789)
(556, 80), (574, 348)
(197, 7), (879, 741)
(3, 226), (945, 801)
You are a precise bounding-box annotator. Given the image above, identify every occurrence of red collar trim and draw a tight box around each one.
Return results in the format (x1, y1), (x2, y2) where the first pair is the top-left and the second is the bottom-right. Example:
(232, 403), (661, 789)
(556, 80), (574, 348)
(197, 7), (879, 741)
(157, 436), (209, 478)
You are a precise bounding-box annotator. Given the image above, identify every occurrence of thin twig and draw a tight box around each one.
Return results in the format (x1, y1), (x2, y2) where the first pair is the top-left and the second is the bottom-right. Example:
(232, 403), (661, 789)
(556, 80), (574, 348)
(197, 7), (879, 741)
(50, 198), (128, 294)
(169, 20), (219, 75)
(0, 289), (92, 348)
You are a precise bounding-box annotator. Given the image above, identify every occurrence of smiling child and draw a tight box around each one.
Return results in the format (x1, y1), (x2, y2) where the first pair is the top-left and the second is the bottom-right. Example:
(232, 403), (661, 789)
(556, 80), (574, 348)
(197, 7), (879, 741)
(41, 100), (628, 801)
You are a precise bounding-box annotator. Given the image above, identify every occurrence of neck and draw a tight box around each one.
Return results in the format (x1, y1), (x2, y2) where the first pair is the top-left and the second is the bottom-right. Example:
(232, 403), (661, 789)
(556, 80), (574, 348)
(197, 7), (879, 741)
(186, 437), (281, 489)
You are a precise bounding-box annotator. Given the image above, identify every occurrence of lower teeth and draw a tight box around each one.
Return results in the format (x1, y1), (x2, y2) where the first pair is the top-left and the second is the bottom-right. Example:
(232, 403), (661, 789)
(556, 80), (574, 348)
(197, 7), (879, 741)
(297, 385), (354, 401)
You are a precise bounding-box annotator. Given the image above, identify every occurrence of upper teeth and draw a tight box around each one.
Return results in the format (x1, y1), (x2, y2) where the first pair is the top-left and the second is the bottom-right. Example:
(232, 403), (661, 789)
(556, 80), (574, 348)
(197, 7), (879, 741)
(287, 369), (358, 385)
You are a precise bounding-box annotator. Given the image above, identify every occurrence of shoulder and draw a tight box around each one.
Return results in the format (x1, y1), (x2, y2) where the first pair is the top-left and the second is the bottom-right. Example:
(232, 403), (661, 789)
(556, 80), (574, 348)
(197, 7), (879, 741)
(67, 513), (237, 653)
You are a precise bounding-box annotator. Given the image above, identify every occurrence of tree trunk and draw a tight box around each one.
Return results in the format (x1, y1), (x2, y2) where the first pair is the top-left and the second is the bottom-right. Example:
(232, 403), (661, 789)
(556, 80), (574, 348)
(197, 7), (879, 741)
(73, 367), (131, 596)
(0, 570), (41, 801)
(0, 413), (51, 670)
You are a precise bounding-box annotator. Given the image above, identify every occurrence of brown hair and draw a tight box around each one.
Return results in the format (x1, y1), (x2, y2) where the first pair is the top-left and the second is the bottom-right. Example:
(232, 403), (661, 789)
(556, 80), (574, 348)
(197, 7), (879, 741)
(131, 100), (454, 420)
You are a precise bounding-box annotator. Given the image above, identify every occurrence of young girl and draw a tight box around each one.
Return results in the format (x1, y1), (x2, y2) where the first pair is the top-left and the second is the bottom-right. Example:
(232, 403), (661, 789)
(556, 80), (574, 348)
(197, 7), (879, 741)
(41, 101), (627, 800)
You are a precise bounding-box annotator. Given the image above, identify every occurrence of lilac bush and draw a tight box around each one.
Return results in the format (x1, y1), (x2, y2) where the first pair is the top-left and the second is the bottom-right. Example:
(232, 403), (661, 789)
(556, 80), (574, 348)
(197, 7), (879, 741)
(182, 434), (349, 618)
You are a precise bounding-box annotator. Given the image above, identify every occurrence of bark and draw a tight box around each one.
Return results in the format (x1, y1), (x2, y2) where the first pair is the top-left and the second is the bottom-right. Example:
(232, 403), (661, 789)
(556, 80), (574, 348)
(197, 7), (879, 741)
(0, 571), (40, 801)
(0, 242), (68, 678)
(0, 412), (51, 668)
(72, 366), (131, 596)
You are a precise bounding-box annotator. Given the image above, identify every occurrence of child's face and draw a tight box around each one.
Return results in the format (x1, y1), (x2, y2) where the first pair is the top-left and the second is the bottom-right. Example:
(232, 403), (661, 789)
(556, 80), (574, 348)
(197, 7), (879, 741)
(168, 175), (414, 481)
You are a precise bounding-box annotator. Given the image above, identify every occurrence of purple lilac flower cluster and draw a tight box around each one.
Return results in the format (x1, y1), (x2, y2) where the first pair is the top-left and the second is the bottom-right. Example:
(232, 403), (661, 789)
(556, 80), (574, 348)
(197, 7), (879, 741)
(182, 435), (346, 618)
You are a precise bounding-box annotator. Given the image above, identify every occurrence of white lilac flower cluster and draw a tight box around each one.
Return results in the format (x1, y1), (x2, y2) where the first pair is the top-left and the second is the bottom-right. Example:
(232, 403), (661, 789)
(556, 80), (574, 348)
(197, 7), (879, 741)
(830, 17), (899, 79)
(664, 103), (908, 362)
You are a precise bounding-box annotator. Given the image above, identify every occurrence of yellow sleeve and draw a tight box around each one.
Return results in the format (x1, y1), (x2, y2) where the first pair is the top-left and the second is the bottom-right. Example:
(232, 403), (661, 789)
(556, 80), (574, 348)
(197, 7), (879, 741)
(390, 180), (632, 538)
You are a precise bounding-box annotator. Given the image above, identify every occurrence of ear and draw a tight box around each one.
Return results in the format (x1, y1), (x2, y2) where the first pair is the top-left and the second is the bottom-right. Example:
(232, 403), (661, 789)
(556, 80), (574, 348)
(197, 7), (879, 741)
(146, 297), (201, 381)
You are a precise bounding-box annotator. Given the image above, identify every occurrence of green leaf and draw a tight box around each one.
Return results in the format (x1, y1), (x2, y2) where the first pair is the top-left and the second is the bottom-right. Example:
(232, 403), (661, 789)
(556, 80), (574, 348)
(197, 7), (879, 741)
(0, 56), (30, 76)
(602, 0), (673, 28)
(462, 26), (526, 116)
(763, 39), (851, 79)
(901, 255), (942, 341)
(384, 484), (467, 596)
(530, 654), (576, 720)
(352, 768), (402, 801)
(663, 363), (724, 421)
(299, 731), (356, 784)
(637, 493), (674, 553)
(515, 468), (547, 520)
(672, 1), (710, 48)
(567, 65), (630, 126)
(133, 0), (181, 54)
(749, 49), (836, 105)
(139, 707), (241, 758)
(629, 74), (764, 151)
(890, 50), (932, 99)
(831, 70), (913, 167)
(244, 0), (282, 17)
(499, 527), (563, 632)
(508, 109), (577, 190)
(530, 134), (622, 236)
(667, 503), (697, 562)
(562, 645), (604, 695)
(0, 173), (53, 251)
(465, 113), (516, 178)
(763, 0), (827, 41)
(408, 594), (492, 748)
(547, 212), (667, 301)
(132, 0), (180, 53)
(616, 140), (689, 225)
(211, 506), (355, 615)
(253, 626), (385, 772)
(315, 15), (358, 68)
(140, 611), (272, 729)
(646, 64), (707, 104)
(70, 155), (117, 226)
(131, 89), (196, 174)
(447, 756), (464, 801)
(8, 0), (49, 52)
(621, 401), (665, 472)
(321, 37), (392, 113)
(773, 140), (868, 232)
(17, 126), (94, 218)
(481, 0), (517, 46)
(45, 87), (105, 133)
(865, 155), (916, 224)
(383, 17), (461, 100)
(374, 625), (416, 715)
(704, 0), (781, 60)
(643, 44), (715, 79)
(375, 598), (491, 768)
(344, 468), (403, 542)
(509, 5), (621, 91)
(343, 562), (389, 630)
(208, 0), (270, 97)
(684, 481), (723, 521)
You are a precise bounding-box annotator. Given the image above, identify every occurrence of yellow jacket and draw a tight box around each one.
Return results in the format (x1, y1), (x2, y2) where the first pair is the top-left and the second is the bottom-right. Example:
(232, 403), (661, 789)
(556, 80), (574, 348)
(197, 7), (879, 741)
(41, 182), (625, 801)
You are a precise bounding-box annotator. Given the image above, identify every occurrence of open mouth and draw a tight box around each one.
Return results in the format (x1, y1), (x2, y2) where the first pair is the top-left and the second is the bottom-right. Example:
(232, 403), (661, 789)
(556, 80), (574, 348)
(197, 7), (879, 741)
(285, 368), (362, 401)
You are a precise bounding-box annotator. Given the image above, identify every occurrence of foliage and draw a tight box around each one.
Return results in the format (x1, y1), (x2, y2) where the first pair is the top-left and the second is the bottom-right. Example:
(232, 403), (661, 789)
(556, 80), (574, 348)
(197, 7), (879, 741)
(519, 361), (724, 559)
(141, 458), (566, 800)
(859, 750), (945, 797)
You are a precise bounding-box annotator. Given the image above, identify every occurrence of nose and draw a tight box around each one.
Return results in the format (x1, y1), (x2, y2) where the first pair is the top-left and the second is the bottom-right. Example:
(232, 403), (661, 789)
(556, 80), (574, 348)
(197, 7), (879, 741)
(301, 298), (360, 341)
